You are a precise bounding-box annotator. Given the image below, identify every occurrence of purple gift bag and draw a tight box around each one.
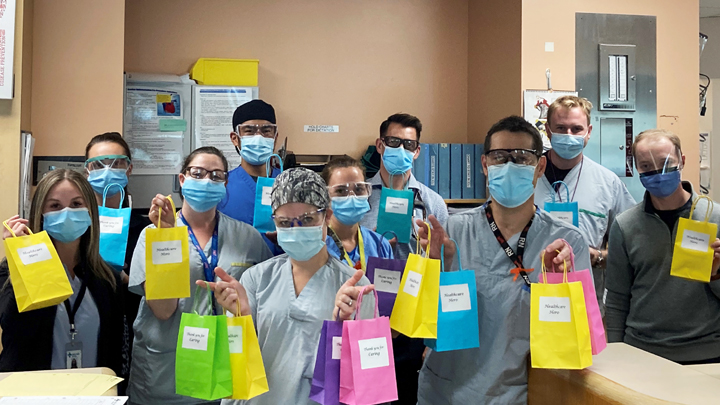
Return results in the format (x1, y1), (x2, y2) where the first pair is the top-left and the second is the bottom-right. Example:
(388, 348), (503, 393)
(310, 320), (344, 405)
(366, 256), (407, 317)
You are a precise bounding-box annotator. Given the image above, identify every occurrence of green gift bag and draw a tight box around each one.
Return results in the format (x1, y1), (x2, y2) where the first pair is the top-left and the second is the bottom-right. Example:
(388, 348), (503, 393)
(175, 285), (233, 400)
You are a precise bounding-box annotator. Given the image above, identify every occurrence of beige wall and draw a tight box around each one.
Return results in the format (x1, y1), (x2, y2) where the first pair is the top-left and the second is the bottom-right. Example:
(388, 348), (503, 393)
(124, 0), (469, 157)
(30, 0), (125, 157)
(522, 0), (700, 186)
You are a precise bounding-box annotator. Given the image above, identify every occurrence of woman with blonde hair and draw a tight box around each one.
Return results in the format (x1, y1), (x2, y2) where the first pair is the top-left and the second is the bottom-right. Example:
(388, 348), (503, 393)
(0, 169), (124, 375)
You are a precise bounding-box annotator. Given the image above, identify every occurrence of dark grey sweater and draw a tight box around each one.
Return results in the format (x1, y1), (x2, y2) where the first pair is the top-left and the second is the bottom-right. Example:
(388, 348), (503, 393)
(605, 182), (720, 362)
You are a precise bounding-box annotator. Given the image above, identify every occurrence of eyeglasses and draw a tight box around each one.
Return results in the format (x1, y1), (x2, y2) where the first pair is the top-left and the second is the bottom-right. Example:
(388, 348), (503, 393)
(85, 155), (131, 171)
(272, 208), (326, 228)
(237, 124), (277, 138)
(382, 136), (419, 152)
(184, 166), (228, 182)
(328, 182), (372, 197)
(485, 149), (541, 166)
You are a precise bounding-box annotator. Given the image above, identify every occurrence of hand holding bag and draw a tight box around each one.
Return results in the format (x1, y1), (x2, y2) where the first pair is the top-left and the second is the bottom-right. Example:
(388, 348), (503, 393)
(97, 183), (132, 270)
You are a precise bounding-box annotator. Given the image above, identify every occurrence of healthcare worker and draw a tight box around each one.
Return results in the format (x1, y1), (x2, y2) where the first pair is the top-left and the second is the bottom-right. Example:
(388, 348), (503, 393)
(0, 169), (124, 376)
(416, 116), (591, 405)
(533, 95), (635, 313)
(321, 156), (394, 268)
(127, 146), (273, 405)
(205, 167), (375, 405)
(606, 129), (720, 364)
(218, 99), (282, 255)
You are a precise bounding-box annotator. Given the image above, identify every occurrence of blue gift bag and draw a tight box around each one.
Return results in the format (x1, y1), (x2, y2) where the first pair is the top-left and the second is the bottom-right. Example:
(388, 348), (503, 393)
(376, 174), (414, 244)
(98, 184), (131, 271)
(543, 181), (579, 227)
(253, 154), (283, 234)
(425, 239), (479, 352)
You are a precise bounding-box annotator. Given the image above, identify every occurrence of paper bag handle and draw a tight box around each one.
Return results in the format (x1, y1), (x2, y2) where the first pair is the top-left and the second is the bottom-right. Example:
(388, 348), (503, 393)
(157, 195), (178, 228)
(354, 285), (379, 320)
(689, 195), (714, 223)
(265, 153), (283, 177)
(3, 220), (33, 237)
(416, 221), (431, 258)
(102, 183), (126, 208)
(550, 181), (571, 203)
(440, 238), (462, 272)
(541, 249), (568, 284)
(192, 282), (214, 315)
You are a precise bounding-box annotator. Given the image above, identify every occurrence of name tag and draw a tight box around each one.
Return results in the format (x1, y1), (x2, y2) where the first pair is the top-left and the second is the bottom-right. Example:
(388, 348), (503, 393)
(385, 197), (409, 215)
(261, 186), (272, 206)
(99, 216), (124, 234)
(440, 284), (471, 312)
(152, 240), (183, 265)
(358, 337), (390, 370)
(549, 211), (573, 224)
(538, 296), (571, 322)
(374, 269), (401, 294)
(681, 229), (711, 252)
(181, 326), (209, 351)
(17, 244), (53, 266)
(332, 336), (342, 360)
(228, 326), (243, 354)
(403, 271), (422, 297)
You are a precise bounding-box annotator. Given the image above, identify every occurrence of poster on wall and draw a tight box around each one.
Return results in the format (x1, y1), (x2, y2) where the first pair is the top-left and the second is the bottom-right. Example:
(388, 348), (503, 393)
(0, 0), (17, 99)
(523, 90), (577, 151)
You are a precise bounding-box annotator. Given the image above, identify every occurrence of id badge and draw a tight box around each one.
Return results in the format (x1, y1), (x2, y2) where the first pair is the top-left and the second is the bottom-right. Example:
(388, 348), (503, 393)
(65, 340), (83, 369)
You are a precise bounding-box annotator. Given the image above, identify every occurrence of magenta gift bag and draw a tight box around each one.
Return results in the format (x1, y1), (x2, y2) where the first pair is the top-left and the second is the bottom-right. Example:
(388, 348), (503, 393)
(339, 287), (398, 405)
(539, 239), (607, 355)
(365, 256), (406, 317)
(310, 320), (343, 405)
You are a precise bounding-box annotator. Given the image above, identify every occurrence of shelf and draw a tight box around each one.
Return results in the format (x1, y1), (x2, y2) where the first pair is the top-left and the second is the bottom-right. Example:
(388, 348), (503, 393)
(444, 199), (486, 204)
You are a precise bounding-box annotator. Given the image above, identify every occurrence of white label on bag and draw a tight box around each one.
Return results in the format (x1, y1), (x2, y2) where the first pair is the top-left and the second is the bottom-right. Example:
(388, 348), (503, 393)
(440, 284), (471, 312)
(228, 326), (243, 354)
(385, 197), (409, 215)
(538, 297), (571, 322)
(99, 216), (124, 234)
(549, 211), (573, 224)
(181, 326), (209, 351)
(261, 186), (272, 206)
(403, 271), (422, 297)
(358, 337), (389, 370)
(17, 243), (52, 265)
(152, 240), (183, 265)
(332, 336), (342, 360)
(374, 269), (401, 294)
(681, 229), (711, 252)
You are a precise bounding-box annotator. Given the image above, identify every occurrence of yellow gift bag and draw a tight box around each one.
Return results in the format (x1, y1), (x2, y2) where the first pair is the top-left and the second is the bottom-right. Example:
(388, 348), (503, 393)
(390, 224), (440, 338)
(227, 301), (269, 400)
(2, 221), (72, 312)
(530, 252), (592, 369)
(671, 195), (718, 282)
(145, 196), (190, 300)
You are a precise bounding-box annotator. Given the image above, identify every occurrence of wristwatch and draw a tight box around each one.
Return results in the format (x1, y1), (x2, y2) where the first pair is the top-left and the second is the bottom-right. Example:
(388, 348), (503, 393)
(595, 249), (604, 266)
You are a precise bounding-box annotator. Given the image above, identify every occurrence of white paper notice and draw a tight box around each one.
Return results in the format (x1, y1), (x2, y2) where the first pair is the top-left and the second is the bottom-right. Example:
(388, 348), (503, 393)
(17, 243), (52, 266)
(440, 284), (471, 312)
(403, 271), (422, 297)
(358, 337), (389, 370)
(304, 125), (340, 133)
(374, 269), (401, 294)
(549, 211), (573, 224)
(681, 229), (711, 252)
(228, 326), (243, 354)
(261, 186), (272, 206)
(538, 297), (571, 322)
(99, 216), (124, 234)
(332, 336), (342, 360)
(151, 240), (183, 265)
(181, 326), (209, 351)
(385, 197), (409, 215)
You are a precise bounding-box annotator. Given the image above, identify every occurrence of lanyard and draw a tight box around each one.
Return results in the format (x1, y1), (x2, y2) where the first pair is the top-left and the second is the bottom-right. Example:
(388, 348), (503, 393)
(329, 225), (367, 272)
(63, 281), (87, 341)
(179, 211), (219, 314)
(485, 201), (535, 287)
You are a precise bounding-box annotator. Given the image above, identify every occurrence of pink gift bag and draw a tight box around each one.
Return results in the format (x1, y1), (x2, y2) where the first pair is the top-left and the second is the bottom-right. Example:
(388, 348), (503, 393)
(539, 239), (607, 355)
(339, 287), (398, 405)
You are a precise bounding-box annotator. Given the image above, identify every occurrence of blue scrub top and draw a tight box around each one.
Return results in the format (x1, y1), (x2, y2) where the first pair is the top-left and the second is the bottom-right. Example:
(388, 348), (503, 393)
(326, 225), (394, 266)
(218, 165), (283, 255)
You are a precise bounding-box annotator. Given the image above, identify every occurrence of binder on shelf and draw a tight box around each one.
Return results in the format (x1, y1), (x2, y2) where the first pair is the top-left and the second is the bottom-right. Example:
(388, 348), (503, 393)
(438, 143), (451, 199)
(414, 144), (428, 186)
(462, 144), (475, 199)
(474, 144), (486, 199)
(450, 144), (462, 199)
(428, 144), (439, 193)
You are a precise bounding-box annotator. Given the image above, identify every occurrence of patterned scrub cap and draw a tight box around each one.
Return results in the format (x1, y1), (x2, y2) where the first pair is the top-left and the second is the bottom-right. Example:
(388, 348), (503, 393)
(271, 167), (330, 212)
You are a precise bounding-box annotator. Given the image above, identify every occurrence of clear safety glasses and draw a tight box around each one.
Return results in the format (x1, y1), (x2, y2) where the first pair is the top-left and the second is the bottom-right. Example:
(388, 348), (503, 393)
(84, 155), (131, 171)
(327, 182), (372, 198)
(272, 209), (326, 228)
(237, 124), (278, 138)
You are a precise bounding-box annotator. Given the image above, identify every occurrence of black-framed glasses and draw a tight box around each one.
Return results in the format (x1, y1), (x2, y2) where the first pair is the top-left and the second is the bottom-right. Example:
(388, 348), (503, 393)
(272, 208), (326, 228)
(237, 124), (278, 138)
(184, 166), (228, 182)
(485, 149), (541, 166)
(381, 136), (419, 152)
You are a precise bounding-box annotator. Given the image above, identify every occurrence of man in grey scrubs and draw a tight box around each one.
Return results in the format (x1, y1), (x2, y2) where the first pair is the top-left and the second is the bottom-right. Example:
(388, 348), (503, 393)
(416, 116), (592, 404)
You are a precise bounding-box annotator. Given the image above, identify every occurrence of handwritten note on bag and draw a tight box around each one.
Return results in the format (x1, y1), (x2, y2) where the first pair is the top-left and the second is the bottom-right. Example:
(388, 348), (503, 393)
(358, 337), (390, 370)
(152, 240), (183, 265)
(182, 326), (209, 351)
(538, 297), (571, 322)
(385, 197), (409, 215)
(332, 336), (342, 360)
(17, 244), (52, 266)
(549, 211), (573, 224)
(403, 271), (423, 297)
(261, 186), (272, 206)
(681, 229), (711, 252)
(99, 216), (124, 234)
(374, 269), (401, 294)
(228, 326), (243, 354)
(440, 284), (471, 312)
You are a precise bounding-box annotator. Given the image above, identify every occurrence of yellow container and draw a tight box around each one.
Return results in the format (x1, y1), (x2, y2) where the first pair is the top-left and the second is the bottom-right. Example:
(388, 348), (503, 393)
(190, 58), (259, 86)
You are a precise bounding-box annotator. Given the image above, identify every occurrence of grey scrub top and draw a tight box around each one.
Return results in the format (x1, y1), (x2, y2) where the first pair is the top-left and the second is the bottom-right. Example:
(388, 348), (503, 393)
(128, 212), (273, 405)
(417, 204), (591, 405)
(222, 254), (374, 405)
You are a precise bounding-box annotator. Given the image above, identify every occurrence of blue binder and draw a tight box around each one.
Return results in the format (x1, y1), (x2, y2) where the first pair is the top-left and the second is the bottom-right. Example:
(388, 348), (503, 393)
(474, 144), (486, 199)
(414, 144), (428, 186)
(462, 144), (474, 199)
(428, 144), (439, 193)
(450, 144), (462, 199)
(438, 143), (451, 199)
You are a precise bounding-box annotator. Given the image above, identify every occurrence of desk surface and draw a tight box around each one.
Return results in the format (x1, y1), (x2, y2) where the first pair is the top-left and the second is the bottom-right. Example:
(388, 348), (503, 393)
(0, 367), (118, 397)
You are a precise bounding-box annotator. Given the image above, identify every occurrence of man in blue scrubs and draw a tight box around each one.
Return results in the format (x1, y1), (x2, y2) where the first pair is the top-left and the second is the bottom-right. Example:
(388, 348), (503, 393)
(218, 99), (283, 254)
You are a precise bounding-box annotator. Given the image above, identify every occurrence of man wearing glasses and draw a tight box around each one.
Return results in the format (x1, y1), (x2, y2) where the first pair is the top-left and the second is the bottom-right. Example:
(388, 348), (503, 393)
(416, 116), (591, 404)
(218, 99), (283, 254)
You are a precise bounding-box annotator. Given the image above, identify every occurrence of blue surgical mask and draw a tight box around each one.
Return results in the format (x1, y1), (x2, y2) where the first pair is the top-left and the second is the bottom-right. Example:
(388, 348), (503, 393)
(43, 207), (92, 243)
(382, 145), (414, 174)
(87, 168), (128, 196)
(487, 162), (536, 208)
(331, 195), (370, 226)
(182, 178), (227, 213)
(277, 225), (326, 261)
(640, 169), (681, 198)
(550, 133), (586, 159)
(240, 135), (275, 165)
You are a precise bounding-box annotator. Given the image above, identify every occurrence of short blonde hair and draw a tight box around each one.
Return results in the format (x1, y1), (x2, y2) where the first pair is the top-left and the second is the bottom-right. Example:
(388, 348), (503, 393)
(546, 95), (593, 127)
(631, 128), (682, 158)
